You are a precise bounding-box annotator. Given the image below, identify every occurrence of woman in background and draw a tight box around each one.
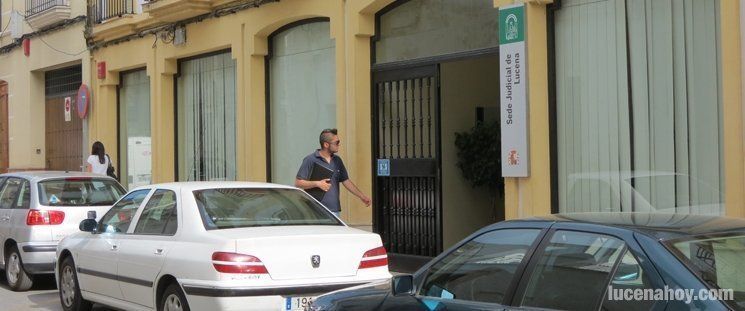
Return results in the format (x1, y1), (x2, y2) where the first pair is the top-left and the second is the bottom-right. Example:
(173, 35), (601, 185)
(86, 141), (110, 176)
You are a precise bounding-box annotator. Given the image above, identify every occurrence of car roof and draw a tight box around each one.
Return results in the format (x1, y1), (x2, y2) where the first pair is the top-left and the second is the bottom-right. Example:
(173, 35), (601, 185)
(130, 181), (298, 192)
(501, 212), (745, 240)
(0, 171), (116, 182)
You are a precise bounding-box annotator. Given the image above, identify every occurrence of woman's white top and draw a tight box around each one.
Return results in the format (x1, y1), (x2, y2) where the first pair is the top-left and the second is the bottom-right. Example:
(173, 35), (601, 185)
(87, 155), (109, 175)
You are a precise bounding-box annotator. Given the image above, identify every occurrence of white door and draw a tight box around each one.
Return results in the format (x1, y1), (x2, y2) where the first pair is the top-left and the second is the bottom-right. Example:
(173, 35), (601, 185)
(76, 189), (151, 299)
(118, 189), (178, 308)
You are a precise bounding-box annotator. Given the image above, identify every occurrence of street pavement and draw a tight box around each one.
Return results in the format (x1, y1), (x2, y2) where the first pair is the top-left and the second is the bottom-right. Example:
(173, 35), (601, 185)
(0, 272), (111, 311)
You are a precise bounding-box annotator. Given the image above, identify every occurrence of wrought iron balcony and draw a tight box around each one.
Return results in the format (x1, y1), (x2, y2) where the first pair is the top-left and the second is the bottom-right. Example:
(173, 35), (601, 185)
(25, 0), (68, 18)
(25, 0), (71, 29)
(89, 0), (136, 24)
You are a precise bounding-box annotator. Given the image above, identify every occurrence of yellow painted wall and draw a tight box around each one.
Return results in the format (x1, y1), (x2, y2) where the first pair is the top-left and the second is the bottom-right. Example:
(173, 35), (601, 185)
(0, 0), (90, 171)
(441, 56), (503, 248)
(90, 0), (382, 227)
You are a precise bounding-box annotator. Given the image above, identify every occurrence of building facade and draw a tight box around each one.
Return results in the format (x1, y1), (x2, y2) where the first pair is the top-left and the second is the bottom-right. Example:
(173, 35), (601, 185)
(0, 0), (92, 173)
(14, 0), (737, 267)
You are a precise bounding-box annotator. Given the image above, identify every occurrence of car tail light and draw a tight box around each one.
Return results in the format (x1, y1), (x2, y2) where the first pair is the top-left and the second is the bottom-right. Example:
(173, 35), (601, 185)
(358, 246), (388, 269)
(212, 252), (268, 274)
(26, 209), (65, 225)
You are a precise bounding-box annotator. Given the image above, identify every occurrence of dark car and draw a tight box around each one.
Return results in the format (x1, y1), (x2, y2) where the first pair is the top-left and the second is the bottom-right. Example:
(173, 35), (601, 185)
(310, 213), (745, 311)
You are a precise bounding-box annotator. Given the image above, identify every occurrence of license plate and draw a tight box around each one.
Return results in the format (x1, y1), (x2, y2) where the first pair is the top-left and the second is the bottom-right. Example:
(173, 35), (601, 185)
(284, 296), (314, 311)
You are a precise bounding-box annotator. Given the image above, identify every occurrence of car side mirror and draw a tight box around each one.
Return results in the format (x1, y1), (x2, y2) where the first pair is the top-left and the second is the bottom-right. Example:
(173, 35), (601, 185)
(79, 219), (97, 233)
(391, 274), (415, 296)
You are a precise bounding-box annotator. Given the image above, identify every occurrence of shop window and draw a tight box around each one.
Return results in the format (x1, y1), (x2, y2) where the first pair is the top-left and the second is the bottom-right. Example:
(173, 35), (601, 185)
(555, 0), (723, 214)
(119, 69), (151, 189)
(375, 0), (499, 64)
(268, 21), (335, 185)
(177, 52), (237, 181)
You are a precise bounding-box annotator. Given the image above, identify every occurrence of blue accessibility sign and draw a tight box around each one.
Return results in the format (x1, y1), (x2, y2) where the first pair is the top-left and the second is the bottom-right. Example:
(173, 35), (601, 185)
(377, 159), (390, 176)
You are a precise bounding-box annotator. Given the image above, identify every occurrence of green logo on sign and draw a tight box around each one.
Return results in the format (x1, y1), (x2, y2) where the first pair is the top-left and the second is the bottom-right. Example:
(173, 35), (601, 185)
(500, 6), (525, 44)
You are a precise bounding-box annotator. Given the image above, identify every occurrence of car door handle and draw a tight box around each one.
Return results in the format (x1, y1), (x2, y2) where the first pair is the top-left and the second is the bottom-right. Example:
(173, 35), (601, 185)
(110, 245), (118, 251)
(154, 249), (163, 255)
(0, 216), (9, 221)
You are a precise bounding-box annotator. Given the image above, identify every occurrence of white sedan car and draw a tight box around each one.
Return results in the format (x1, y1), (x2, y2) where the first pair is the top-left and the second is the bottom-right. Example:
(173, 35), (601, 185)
(55, 182), (391, 311)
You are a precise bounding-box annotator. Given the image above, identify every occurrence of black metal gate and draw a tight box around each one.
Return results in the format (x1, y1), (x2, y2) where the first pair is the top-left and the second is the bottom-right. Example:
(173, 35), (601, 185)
(373, 65), (442, 257)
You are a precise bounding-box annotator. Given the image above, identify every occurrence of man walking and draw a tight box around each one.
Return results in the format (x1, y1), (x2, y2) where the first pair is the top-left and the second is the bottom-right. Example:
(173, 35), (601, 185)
(296, 128), (371, 218)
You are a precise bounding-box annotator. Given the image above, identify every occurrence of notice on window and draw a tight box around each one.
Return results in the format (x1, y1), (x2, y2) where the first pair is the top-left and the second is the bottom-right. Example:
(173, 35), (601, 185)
(64, 97), (72, 122)
(499, 4), (528, 177)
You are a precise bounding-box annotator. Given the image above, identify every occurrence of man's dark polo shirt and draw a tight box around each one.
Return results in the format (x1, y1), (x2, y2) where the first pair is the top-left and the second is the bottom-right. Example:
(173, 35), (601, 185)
(296, 150), (349, 212)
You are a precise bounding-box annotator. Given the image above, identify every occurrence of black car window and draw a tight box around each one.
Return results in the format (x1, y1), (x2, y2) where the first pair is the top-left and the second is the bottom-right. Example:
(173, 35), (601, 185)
(98, 189), (150, 234)
(0, 178), (24, 209)
(601, 249), (655, 311)
(134, 190), (178, 236)
(519, 230), (626, 311)
(418, 229), (541, 304)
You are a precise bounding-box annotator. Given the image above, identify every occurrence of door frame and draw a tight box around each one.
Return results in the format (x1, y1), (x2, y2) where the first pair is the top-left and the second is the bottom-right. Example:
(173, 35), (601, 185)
(371, 63), (443, 257)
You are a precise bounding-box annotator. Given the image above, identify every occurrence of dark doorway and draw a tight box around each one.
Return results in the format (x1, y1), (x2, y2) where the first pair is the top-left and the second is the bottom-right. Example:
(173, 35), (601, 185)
(373, 65), (442, 263)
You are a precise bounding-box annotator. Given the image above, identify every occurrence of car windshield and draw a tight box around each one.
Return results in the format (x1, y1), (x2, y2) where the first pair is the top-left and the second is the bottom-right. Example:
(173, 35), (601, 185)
(668, 234), (745, 310)
(38, 178), (126, 206)
(193, 188), (342, 230)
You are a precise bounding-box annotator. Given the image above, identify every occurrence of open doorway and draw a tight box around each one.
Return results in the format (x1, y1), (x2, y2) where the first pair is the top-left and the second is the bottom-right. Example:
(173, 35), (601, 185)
(371, 0), (502, 271)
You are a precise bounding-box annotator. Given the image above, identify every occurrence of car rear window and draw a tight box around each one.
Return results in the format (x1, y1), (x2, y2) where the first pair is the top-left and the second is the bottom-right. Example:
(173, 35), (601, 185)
(668, 234), (745, 310)
(38, 178), (126, 206)
(193, 188), (342, 230)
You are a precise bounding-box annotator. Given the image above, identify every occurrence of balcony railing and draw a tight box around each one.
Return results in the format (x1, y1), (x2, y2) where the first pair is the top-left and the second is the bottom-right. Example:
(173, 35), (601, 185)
(26, 0), (68, 18)
(89, 0), (135, 24)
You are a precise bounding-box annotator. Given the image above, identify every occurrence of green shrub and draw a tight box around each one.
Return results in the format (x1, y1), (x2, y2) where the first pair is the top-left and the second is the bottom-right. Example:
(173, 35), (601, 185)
(454, 121), (503, 192)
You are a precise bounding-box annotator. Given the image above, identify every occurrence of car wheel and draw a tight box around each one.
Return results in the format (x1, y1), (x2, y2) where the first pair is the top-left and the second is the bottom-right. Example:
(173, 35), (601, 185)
(5, 245), (33, 291)
(160, 283), (190, 311)
(59, 256), (92, 311)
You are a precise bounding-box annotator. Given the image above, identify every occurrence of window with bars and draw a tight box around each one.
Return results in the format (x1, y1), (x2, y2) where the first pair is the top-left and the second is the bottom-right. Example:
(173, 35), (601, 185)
(45, 65), (81, 97)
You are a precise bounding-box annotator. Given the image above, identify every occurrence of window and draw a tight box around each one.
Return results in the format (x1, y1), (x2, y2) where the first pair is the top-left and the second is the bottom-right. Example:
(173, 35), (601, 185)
(419, 229), (541, 304)
(269, 21), (336, 185)
(0, 178), (24, 209)
(177, 52), (237, 181)
(555, 0), (724, 214)
(98, 189), (150, 233)
(15, 180), (29, 209)
(669, 235), (745, 309)
(520, 230), (626, 311)
(375, 0), (500, 64)
(601, 249), (655, 311)
(193, 188), (341, 230)
(119, 69), (151, 189)
(134, 190), (177, 235)
(38, 178), (125, 206)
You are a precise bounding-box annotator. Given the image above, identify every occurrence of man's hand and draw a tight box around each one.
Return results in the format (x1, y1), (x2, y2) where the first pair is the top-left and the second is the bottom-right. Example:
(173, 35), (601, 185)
(360, 195), (371, 207)
(316, 179), (331, 192)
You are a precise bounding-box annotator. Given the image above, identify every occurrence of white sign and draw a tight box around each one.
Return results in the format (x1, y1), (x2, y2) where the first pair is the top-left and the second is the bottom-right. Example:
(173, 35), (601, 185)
(64, 97), (72, 122)
(499, 4), (529, 177)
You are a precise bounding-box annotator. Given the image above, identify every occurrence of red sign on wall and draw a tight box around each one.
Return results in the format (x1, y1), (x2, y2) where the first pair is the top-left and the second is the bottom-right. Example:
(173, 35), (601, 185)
(97, 62), (106, 79)
(64, 97), (72, 122)
(22, 39), (30, 57)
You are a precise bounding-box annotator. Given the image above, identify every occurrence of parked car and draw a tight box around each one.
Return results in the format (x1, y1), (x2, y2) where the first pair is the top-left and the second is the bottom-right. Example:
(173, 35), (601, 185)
(311, 213), (745, 311)
(55, 182), (391, 311)
(0, 171), (125, 291)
